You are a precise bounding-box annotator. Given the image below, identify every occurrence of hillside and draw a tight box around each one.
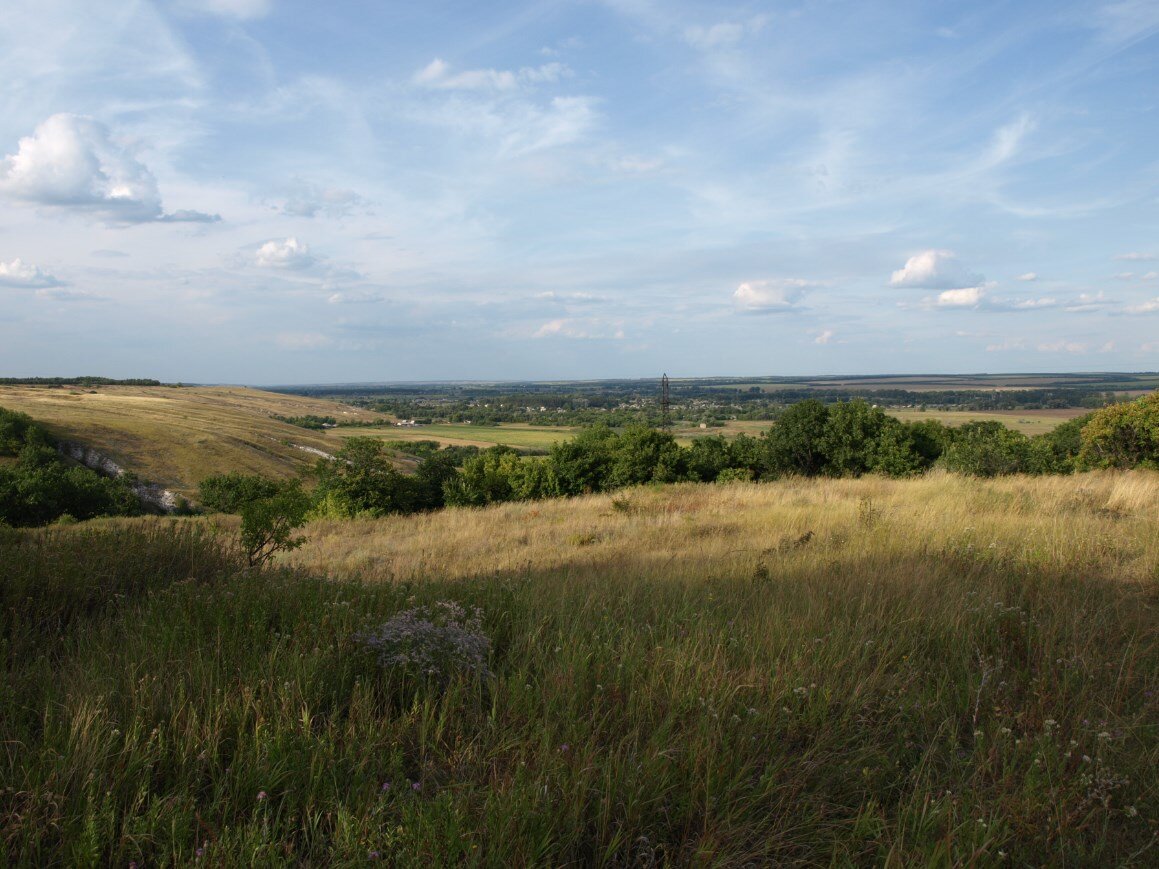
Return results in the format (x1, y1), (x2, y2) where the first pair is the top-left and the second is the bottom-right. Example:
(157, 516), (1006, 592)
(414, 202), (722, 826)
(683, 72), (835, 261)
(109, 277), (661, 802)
(0, 384), (377, 496)
(4, 472), (1156, 864)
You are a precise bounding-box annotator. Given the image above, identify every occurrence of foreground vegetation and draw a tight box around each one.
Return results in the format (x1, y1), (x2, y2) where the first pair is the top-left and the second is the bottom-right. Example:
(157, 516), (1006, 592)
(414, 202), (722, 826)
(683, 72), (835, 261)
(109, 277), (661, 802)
(3, 473), (1156, 864)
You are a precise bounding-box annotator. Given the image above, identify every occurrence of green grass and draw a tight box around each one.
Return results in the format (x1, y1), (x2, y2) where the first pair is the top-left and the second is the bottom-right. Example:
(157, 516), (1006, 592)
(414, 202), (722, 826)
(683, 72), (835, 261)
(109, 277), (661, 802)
(336, 423), (575, 451)
(2, 475), (1157, 865)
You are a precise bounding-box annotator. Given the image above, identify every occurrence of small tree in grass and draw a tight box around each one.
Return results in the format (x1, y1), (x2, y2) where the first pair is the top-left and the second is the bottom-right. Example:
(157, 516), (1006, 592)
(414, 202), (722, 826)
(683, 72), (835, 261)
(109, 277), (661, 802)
(240, 480), (312, 567)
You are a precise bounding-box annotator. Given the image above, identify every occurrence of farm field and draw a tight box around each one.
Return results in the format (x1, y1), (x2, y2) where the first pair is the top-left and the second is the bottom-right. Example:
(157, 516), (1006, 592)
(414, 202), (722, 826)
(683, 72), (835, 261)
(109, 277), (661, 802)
(4, 470), (1156, 864)
(0, 385), (374, 495)
(334, 422), (576, 450)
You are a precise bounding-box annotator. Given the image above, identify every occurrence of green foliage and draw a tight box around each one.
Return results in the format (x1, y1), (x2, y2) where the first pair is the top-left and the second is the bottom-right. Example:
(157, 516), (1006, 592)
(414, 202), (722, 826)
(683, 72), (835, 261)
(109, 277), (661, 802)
(1078, 392), (1159, 470)
(1, 514), (1155, 864)
(607, 425), (685, 487)
(0, 407), (142, 526)
(762, 399), (830, 477)
(685, 435), (733, 482)
(272, 413), (337, 430)
(198, 472), (283, 513)
(940, 421), (1033, 477)
(314, 437), (416, 516)
(547, 424), (617, 495)
(239, 480), (312, 567)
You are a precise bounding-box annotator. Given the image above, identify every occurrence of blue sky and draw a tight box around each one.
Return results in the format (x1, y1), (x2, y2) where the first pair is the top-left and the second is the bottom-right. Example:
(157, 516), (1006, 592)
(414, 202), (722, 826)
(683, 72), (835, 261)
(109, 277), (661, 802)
(1, 0), (1158, 383)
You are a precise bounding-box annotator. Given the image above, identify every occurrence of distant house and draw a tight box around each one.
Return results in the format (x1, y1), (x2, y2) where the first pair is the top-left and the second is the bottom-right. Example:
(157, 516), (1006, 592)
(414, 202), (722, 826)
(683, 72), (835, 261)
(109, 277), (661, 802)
(394, 419), (419, 427)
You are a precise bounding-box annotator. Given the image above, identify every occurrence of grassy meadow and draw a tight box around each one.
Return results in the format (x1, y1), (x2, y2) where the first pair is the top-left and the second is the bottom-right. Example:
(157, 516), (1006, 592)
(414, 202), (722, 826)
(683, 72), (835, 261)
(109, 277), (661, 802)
(3, 471), (1157, 865)
(335, 423), (574, 451)
(0, 385), (375, 495)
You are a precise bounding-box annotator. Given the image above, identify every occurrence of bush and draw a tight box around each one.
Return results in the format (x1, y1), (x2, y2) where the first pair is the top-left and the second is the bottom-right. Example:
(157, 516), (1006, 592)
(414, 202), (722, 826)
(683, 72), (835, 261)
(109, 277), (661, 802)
(198, 472), (283, 513)
(240, 480), (312, 567)
(355, 601), (492, 688)
(1078, 393), (1159, 470)
(940, 421), (1033, 477)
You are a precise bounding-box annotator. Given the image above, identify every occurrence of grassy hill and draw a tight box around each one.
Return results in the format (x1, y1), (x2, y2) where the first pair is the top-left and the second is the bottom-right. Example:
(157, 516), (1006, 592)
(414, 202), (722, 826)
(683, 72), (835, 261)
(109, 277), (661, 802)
(0, 384), (378, 496)
(4, 472), (1153, 863)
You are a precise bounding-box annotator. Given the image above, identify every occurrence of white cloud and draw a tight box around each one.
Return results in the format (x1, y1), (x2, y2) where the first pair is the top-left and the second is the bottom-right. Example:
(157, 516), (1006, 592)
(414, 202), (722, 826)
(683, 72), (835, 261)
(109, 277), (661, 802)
(813, 329), (835, 345)
(1037, 340), (1090, 354)
(1127, 297), (1159, 313)
(936, 286), (985, 307)
(275, 331), (331, 350)
(1065, 291), (1110, 312)
(281, 184), (364, 218)
(1115, 252), (1156, 261)
(35, 287), (100, 302)
(0, 258), (61, 288)
(414, 59), (569, 91)
(890, 249), (983, 289)
(1005, 296), (1057, 309)
(1143, 271), (1158, 281)
(683, 16), (767, 50)
(327, 290), (383, 304)
(1017, 272), (1038, 281)
(532, 317), (624, 339)
(255, 237), (313, 269)
(1115, 272), (1135, 280)
(174, 0), (274, 20)
(733, 278), (813, 312)
(0, 114), (218, 224)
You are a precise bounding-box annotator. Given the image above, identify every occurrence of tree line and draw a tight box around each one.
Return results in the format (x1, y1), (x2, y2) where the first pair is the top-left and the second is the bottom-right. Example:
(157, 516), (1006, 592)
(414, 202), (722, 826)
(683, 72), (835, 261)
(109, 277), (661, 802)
(198, 393), (1159, 520)
(0, 407), (143, 526)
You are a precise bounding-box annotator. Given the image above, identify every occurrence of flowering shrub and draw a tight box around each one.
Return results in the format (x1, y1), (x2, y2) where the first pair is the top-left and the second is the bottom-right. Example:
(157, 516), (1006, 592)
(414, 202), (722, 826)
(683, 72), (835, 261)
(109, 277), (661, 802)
(356, 601), (492, 684)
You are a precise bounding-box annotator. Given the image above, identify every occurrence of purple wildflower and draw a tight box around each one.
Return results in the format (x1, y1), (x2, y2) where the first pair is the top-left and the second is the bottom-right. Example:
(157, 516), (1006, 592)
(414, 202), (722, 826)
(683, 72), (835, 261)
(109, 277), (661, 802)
(256, 790), (268, 802)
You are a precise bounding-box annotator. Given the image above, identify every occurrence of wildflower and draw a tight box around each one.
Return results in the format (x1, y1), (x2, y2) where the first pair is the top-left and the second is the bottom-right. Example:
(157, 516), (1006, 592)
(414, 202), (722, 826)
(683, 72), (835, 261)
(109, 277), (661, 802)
(369, 851), (381, 860)
(999, 727), (1012, 736)
(1097, 731), (1112, 741)
(1082, 755), (1092, 763)
(1127, 806), (1139, 818)
(411, 781), (422, 792)
(559, 744), (570, 753)
(257, 790), (268, 801)
(381, 781), (391, 793)
(195, 847), (204, 858)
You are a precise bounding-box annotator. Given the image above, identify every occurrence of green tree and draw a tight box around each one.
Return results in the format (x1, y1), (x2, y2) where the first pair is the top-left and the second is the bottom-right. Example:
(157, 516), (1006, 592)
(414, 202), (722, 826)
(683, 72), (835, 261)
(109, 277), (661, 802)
(548, 425), (617, 495)
(240, 480), (312, 567)
(762, 399), (830, 477)
(198, 473), (283, 513)
(607, 425), (685, 487)
(1077, 393), (1159, 470)
(940, 421), (1032, 477)
(315, 437), (418, 515)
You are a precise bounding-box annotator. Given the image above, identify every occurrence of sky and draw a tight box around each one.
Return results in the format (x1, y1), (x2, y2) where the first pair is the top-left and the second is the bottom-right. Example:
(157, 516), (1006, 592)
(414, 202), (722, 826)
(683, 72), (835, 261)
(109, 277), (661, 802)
(1, 0), (1158, 384)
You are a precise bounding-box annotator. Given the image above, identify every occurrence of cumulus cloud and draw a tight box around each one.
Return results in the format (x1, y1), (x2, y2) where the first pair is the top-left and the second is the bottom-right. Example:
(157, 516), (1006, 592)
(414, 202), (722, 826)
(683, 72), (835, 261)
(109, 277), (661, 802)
(733, 279), (813, 312)
(1017, 272), (1038, 281)
(0, 258), (62, 288)
(813, 329), (835, 345)
(0, 114), (219, 224)
(890, 249), (983, 290)
(533, 317), (624, 339)
(255, 237), (313, 269)
(414, 59), (569, 91)
(936, 286), (985, 307)
(1004, 296), (1057, 309)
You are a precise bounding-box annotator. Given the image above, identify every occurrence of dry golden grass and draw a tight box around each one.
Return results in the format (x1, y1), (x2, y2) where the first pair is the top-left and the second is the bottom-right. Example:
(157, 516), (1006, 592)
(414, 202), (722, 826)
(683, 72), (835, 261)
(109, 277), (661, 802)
(291, 470), (1159, 586)
(0, 384), (376, 494)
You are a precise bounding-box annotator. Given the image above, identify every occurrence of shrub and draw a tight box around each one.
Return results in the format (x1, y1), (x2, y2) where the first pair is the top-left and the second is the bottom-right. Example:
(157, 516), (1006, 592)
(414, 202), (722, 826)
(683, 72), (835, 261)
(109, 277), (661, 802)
(198, 472), (283, 513)
(355, 601), (492, 686)
(240, 480), (312, 567)
(1078, 392), (1159, 470)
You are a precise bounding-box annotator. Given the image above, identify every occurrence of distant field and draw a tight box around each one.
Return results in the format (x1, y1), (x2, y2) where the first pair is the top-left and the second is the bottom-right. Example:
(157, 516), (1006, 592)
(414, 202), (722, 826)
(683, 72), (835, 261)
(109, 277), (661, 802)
(888, 407), (1089, 435)
(0, 385), (376, 494)
(334, 423), (575, 450)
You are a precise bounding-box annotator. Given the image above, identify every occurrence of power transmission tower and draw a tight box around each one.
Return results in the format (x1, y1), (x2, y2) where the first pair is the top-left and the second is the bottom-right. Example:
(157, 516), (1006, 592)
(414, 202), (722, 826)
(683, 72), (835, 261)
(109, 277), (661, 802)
(660, 373), (671, 429)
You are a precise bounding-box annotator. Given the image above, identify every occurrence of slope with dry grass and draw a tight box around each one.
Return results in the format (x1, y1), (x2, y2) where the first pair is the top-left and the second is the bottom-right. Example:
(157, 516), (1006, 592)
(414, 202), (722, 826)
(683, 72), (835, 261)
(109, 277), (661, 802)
(0, 384), (377, 495)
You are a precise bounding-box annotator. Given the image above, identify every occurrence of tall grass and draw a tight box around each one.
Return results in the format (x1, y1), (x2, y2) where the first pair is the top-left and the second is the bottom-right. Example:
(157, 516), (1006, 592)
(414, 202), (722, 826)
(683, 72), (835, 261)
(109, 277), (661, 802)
(2, 473), (1157, 864)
